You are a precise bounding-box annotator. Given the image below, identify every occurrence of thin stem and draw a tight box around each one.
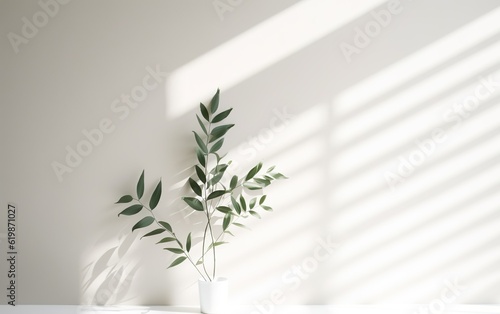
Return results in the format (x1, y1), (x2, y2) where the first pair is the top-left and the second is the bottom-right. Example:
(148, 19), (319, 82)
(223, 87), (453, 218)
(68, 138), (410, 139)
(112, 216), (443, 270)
(197, 212), (243, 259)
(136, 199), (208, 281)
(201, 119), (217, 281)
(201, 218), (211, 280)
(206, 212), (216, 279)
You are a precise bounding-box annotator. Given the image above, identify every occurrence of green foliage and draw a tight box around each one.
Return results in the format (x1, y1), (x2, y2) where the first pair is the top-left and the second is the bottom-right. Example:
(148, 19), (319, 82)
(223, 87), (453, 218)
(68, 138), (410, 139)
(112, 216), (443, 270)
(114, 89), (286, 282)
(137, 170), (145, 199)
(157, 237), (176, 244)
(200, 103), (209, 121)
(149, 180), (162, 210)
(209, 138), (224, 153)
(186, 233), (192, 252)
(165, 248), (184, 254)
(212, 108), (232, 123)
(207, 190), (225, 200)
(132, 216), (154, 232)
(158, 221), (172, 232)
(118, 204), (143, 216)
(141, 228), (165, 239)
(189, 178), (202, 197)
(183, 197), (204, 211)
(116, 195), (133, 204)
(209, 89), (220, 114)
(168, 256), (187, 269)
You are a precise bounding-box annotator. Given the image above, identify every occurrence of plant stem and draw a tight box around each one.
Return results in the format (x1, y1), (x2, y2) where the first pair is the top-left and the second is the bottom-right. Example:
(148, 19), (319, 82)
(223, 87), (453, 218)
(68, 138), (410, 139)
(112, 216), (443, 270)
(206, 211), (216, 280)
(201, 219), (211, 281)
(136, 199), (209, 281)
(202, 120), (217, 281)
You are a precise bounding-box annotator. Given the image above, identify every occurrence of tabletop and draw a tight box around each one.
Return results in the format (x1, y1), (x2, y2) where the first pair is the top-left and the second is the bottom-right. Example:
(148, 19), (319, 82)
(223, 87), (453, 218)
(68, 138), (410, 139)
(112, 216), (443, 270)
(0, 305), (499, 314)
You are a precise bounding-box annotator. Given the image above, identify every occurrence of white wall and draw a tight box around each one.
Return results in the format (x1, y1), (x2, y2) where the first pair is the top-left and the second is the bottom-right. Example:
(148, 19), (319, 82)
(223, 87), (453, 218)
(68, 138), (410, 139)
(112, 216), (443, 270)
(1, 0), (500, 306)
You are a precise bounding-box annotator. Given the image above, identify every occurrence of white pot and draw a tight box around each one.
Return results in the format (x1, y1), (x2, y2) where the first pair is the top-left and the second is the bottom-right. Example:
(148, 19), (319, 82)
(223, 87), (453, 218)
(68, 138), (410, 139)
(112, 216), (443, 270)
(198, 277), (228, 314)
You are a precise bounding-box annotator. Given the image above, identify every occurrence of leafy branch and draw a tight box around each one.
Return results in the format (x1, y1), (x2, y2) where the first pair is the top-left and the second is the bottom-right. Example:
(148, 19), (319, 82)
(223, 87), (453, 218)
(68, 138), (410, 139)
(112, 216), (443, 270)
(114, 89), (287, 282)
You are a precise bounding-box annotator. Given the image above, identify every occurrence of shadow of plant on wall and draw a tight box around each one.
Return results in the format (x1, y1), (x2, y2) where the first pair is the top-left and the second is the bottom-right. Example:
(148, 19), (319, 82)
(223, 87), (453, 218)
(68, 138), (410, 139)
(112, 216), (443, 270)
(81, 229), (141, 305)
(113, 89), (287, 282)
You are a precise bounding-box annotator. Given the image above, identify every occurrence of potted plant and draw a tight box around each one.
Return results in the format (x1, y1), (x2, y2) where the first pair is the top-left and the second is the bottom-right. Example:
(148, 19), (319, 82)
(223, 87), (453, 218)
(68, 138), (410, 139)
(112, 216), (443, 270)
(114, 89), (287, 313)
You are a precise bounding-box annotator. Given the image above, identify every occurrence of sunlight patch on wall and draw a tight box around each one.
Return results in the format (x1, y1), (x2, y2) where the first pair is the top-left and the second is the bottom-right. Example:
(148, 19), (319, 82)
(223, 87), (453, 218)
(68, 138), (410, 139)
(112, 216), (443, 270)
(165, 0), (387, 119)
(321, 7), (500, 303)
(334, 6), (500, 116)
(222, 102), (331, 303)
(332, 37), (500, 148)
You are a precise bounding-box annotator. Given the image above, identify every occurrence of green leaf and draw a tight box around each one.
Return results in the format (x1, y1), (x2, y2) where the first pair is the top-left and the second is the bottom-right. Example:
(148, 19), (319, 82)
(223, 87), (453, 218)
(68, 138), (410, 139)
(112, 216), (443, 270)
(200, 103), (209, 121)
(208, 242), (228, 250)
(208, 173), (223, 187)
(209, 124), (234, 143)
(244, 182), (264, 190)
(267, 165), (276, 172)
(262, 205), (273, 211)
(259, 195), (267, 205)
(141, 228), (165, 239)
(165, 248), (184, 254)
(254, 178), (271, 186)
(230, 175), (238, 190)
(177, 239), (184, 249)
(149, 180), (162, 210)
(264, 175), (274, 181)
(157, 237), (176, 244)
(196, 259), (204, 265)
(116, 195), (133, 204)
(189, 178), (202, 197)
(209, 138), (224, 154)
(249, 197), (257, 209)
(245, 162), (263, 181)
(249, 210), (261, 219)
(225, 230), (235, 237)
(132, 216), (154, 232)
(211, 164), (228, 174)
(186, 233), (192, 252)
(196, 165), (206, 183)
(240, 195), (247, 211)
(271, 172), (288, 180)
(193, 131), (208, 154)
(168, 256), (187, 268)
(183, 197), (204, 211)
(118, 204), (143, 216)
(231, 196), (241, 215)
(233, 222), (248, 229)
(223, 213), (231, 230)
(212, 108), (232, 123)
(216, 206), (232, 214)
(207, 190), (225, 200)
(196, 115), (208, 135)
(137, 170), (145, 199)
(215, 153), (227, 164)
(196, 149), (206, 167)
(158, 221), (172, 233)
(209, 89), (220, 114)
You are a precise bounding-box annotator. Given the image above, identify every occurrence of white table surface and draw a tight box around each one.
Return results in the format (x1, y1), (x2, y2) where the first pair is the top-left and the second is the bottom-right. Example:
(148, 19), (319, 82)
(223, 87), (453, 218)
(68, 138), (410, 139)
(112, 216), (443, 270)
(0, 305), (499, 314)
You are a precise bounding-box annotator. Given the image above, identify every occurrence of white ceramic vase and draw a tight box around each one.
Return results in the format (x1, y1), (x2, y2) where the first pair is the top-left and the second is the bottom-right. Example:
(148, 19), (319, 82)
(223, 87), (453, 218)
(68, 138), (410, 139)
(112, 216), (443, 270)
(198, 277), (228, 314)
